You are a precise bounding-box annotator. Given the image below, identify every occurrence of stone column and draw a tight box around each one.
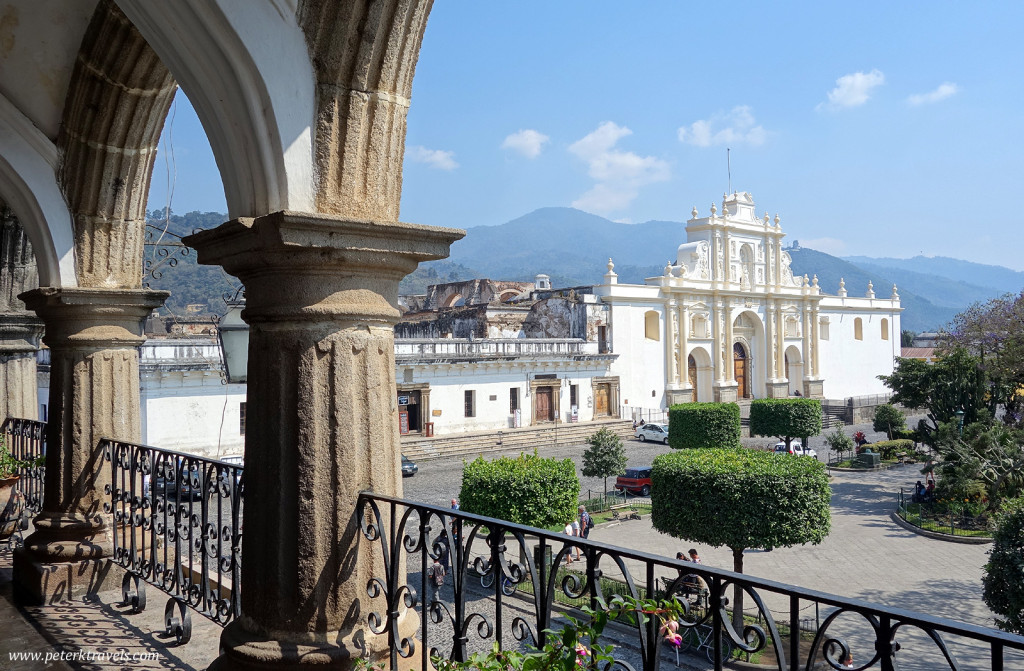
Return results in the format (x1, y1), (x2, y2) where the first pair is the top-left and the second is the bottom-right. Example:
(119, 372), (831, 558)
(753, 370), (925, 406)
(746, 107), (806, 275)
(665, 301), (677, 387)
(13, 287), (167, 604)
(1, 204), (44, 421)
(725, 304), (735, 383)
(711, 299), (723, 382)
(678, 304), (688, 387)
(184, 212), (461, 671)
(776, 303), (785, 379)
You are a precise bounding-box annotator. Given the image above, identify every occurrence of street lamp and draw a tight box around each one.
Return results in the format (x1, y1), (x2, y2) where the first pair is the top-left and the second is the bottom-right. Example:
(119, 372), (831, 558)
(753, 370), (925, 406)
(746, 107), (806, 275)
(955, 409), (965, 437)
(218, 290), (250, 384)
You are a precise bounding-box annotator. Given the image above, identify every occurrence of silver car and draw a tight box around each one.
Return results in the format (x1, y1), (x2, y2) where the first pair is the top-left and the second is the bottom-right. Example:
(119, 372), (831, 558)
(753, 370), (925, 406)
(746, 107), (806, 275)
(635, 423), (669, 445)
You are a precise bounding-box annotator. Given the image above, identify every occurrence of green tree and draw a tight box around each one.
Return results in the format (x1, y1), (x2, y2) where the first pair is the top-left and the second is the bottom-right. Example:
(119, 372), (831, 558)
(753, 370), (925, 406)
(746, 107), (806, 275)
(822, 426), (854, 464)
(651, 449), (830, 630)
(460, 452), (580, 528)
(872, 404), (906, 440)
(667, 403), (741, 450)
(933, 422), (1024, 511)
(983, 496), (1024, 634)
(880, 348), (988, 443)
(749, 398), (822, 450)
(901, 329), (917, 347)
(581, 428), (627, 495)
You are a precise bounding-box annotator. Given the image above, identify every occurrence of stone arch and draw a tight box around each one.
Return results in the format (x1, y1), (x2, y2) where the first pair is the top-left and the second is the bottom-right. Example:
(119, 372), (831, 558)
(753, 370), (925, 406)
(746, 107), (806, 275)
(57, 0), (177, 288)
(687, 346), (713, 402)
(116, 0), (317, 218)
(443, 293), (464, 308)
(498, 289), (519, 303)
(0, 101), (76, 287)
(785, 344), (804, 396)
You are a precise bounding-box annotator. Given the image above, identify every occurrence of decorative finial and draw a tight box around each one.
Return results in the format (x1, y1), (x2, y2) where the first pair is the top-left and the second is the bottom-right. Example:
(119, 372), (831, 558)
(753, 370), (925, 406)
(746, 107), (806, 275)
(763, 212), (770, 224)
(891, 284), (900, 299)
(607, 258), (615, 273)
(665, 262), (673, 277)
(838, 277), (847, 297)
(774, 213), (781, 227)
(691, 205), (699, 219)
(866, 281), (875, 299)
(812, 275), (819, 288)
(710, 202), (717, 215)
(803, 274), (810, 287)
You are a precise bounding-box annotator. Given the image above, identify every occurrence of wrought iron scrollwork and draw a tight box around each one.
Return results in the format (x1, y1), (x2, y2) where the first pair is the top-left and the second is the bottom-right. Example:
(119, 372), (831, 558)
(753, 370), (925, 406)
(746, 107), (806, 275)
(100, 438), (242, 637)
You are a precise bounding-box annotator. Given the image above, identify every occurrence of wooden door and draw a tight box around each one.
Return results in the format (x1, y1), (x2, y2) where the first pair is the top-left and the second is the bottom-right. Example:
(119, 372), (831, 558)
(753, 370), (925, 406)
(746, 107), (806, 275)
(535, 387), (553, 421)
(687, 355), (698, 391)
(733, 343), (749, 398)
(595, 384), (609, 416)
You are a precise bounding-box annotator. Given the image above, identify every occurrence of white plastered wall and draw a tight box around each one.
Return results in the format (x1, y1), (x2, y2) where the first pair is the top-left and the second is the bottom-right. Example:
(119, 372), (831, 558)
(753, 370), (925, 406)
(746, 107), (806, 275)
(818, 300), (901, 398)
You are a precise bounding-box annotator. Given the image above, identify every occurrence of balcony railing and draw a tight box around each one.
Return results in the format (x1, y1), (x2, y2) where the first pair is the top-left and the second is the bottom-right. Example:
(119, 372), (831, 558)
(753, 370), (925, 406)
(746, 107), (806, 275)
(4, 420), (1024, 670)
(358, 492), (1024, 671)
(1, 417), (45, 522)
(100, 438), (243, 643)
(394, 338), (607, 361)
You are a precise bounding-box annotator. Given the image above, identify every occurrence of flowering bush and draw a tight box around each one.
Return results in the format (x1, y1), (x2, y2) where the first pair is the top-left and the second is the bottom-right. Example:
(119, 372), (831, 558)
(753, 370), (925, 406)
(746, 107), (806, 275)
(356, 596), (686, 670)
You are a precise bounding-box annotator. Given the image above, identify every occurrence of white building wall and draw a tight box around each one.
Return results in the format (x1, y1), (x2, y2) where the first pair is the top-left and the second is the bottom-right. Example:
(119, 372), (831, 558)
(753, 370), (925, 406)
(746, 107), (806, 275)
(603, 295), (668, 412)
(140, 374), (247, 458)
(818, 300), (901, 398)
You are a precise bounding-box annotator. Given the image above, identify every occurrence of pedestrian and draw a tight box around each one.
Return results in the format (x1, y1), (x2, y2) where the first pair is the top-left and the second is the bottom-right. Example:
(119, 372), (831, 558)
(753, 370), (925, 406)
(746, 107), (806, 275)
(570, 516), (582, 560)
(578, 505), (594, 540)
(688, 548), (701, 564)
(427, 556), (446, 604)
(450, 498), (459, 510)
(436, 535), (450, 574)
(563, 519), (576, 564)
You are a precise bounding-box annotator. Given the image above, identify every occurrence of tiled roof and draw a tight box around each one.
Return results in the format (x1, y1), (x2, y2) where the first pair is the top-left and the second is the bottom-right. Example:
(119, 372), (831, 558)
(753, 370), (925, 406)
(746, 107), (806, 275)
(901, 347), (936, 358)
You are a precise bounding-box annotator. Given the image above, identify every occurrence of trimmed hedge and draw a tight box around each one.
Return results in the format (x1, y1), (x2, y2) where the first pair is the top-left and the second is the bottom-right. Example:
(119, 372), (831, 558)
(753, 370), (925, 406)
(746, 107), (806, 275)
(667, 402), (741, 450)
(865, 439), (915, 460)
(749, 398), (822, 446)
(651, 449), (831, 551)
(460, 452), (579, 528)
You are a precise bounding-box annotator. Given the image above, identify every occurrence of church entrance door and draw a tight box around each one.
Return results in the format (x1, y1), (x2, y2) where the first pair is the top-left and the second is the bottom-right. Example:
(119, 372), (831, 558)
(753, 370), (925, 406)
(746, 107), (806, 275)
(733, 343), (750, 399)
(594, 384), (610, 416)
(687, 355), (698, 391)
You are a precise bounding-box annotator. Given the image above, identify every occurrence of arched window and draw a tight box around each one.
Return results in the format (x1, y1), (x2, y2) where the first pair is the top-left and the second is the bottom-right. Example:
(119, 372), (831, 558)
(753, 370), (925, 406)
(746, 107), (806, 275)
(854, 317), (863, 341)
(881, 318), (889, 340)
(644, 310), (660, 341)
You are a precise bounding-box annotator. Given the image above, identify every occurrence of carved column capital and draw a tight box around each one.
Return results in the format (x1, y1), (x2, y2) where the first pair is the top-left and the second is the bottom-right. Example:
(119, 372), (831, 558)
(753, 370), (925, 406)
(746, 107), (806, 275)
(20, 287), (168, 348)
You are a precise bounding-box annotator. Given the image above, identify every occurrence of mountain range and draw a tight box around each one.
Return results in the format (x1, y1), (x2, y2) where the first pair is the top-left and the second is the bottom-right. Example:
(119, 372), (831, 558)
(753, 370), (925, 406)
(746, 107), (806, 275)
(400, 207), (1023, 333)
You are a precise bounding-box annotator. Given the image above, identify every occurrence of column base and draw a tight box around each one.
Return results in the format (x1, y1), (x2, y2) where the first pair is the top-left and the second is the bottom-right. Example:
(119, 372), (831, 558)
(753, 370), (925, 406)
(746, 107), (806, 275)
(665, 388), (694, 405)
(803, 379), (824, 399)
(211, 609), (421, 671)
(713, 384), (739, 403)
(12, 548), (124, 605)
(765, 382), (790, 399)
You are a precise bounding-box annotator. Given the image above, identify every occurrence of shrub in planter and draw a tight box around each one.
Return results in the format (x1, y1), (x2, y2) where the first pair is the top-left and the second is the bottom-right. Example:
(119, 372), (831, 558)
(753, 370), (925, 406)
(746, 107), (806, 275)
(667, 403), (741, 450)
(870, 439), (916, 460)
(460, 452), (579, 528)
(873, 403), (906, 440)
(749, 398), (822, 450)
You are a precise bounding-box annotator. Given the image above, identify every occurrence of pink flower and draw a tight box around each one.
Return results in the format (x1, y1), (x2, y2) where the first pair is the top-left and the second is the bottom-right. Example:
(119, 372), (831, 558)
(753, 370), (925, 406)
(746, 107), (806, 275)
(665, 632), (683, 647)
(659, 619), (679, 636)
(574, 644), (589, 666)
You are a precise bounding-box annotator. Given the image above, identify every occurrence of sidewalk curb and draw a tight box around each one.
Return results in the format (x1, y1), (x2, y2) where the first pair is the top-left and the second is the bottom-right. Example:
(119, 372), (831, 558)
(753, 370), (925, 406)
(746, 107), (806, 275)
(889, 511), (992, 544)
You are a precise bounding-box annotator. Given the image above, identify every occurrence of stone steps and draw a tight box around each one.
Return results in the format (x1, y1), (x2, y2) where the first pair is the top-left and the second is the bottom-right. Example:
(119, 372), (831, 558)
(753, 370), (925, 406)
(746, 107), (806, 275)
(400, 418), (634, 462)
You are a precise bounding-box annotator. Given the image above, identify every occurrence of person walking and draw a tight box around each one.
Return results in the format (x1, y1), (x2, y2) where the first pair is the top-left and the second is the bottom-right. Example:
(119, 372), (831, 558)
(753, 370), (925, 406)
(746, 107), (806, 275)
(688, 548), (701, 564)
(450, 498), (459, 510)
(427, 556), (446, 604)
(578, 505), (593, 540)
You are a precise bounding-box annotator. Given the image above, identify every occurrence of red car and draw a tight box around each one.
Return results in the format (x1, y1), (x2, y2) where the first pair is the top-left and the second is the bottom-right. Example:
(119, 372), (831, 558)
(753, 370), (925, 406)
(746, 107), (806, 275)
(614, 466), (652, 496)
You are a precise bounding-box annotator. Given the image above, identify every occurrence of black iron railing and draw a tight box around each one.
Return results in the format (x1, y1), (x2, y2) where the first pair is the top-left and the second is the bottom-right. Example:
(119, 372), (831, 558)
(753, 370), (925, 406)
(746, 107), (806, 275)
(101, 438), (243, 644)
(359, 492), (1024, 671)
(1, 417), (46, 539)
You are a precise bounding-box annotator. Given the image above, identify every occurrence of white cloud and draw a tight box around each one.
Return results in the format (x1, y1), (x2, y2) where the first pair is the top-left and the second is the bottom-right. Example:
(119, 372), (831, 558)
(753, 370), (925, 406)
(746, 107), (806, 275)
(501, 129), (549, 158)
(677, 106), (767, 147)
(568, 122), (670, 215)
(408, 145), (458, 170)
(801, 237), (847, 256)
(907, 82), (959, 106)
(818, 69), (885, 110)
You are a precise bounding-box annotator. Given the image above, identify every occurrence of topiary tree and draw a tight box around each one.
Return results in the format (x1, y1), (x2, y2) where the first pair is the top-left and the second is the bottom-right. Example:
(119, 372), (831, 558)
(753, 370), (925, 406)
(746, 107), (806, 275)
(582, 428), (628, 496)
(749, 398), (822, 450)
(984, 495), (1024, 634)
(667, 402), (741, 450)
(460, 452), (580, 528)
(873, 404), (906, 440)
(651, 449), (831, 630)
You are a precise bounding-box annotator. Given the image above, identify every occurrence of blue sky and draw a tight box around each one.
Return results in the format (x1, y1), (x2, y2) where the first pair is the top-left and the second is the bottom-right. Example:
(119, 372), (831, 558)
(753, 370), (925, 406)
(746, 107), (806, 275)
(147, 2), (1024, 270)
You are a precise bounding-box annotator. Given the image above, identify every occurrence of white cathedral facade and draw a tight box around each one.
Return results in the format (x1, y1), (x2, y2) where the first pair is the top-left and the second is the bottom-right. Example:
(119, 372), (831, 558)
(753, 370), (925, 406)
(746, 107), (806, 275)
(595, 191), (901, 408)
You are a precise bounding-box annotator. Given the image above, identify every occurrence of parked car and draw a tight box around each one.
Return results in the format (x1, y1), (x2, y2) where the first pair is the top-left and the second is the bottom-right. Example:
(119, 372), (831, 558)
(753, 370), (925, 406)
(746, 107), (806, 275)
(151, 459), (205, 501)
(614, 466), (653, 496)
(635, 423), (669, 444)
(773, 441), (818, 459)
(401, 454), (418, 477)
